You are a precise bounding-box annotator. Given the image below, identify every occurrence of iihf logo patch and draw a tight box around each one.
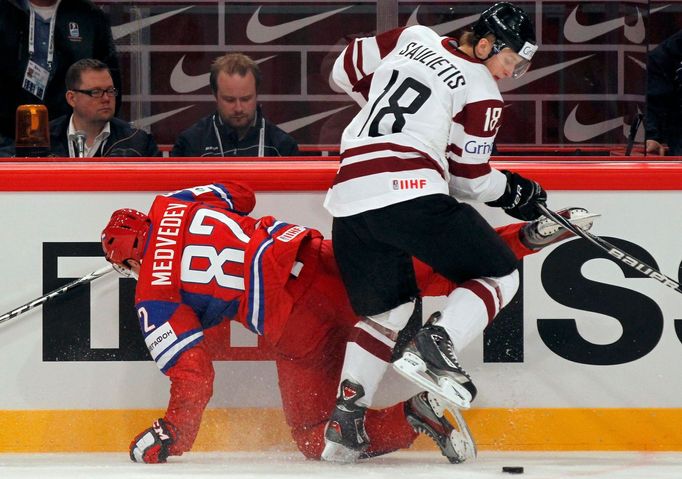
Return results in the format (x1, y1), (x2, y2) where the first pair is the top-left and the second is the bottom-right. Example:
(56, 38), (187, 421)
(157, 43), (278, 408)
(276, 225), (306, 243)
(68, 22), (81, 41)
(392, 178), (427, 190)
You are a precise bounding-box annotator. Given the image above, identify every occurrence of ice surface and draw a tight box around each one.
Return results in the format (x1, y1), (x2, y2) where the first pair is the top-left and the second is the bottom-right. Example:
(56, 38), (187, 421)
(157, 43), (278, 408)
(1, 451), (681, 479)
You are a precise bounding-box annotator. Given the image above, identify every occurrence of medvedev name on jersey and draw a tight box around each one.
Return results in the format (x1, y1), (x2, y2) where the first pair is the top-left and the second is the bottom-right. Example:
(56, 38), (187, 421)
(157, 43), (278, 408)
(152, 203), (188, 286)
(397, 41), (466, 90)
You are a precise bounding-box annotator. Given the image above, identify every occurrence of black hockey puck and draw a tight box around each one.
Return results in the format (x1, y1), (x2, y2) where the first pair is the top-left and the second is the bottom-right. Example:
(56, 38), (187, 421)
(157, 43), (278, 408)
(502, 466), (524, 474)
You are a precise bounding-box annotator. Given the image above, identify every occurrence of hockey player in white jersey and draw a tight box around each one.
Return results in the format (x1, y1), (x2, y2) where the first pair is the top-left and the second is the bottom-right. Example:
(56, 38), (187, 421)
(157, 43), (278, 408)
(322, 3), (547, 462)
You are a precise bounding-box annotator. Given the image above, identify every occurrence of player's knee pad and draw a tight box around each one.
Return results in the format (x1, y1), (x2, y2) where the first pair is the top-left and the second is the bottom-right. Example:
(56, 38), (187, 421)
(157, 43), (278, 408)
(366, 299), (417, 335)
(486, 269), (519, 309)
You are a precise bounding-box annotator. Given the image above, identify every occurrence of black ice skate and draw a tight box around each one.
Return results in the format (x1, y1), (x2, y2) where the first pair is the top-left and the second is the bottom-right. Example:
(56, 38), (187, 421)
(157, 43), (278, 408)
(406, 391), (477, 464)
(394, 315), (477, 409)
(321, 379), (370, 463)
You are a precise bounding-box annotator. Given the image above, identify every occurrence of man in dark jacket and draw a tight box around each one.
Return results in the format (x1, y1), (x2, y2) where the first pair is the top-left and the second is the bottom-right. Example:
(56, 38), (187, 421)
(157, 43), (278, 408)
(645, 30), (682, 156)
(171, 53), (299, 157)
(0, 0), (120, 143)
(50, 59), (159, 157)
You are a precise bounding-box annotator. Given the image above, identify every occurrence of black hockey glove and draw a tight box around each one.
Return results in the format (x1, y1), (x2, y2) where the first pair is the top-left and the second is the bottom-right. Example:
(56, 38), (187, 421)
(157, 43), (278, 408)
(486, 170), (547, 221)
(129, 418), (178, 463)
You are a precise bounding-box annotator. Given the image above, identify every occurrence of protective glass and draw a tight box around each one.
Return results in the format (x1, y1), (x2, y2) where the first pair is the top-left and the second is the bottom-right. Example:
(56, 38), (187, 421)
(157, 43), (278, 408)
(512, 59), (531, 78)
(492, 41), (534, 79)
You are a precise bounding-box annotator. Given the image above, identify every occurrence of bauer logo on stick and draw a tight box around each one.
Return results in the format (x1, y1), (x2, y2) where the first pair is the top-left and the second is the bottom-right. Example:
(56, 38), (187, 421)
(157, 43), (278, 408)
(608, 248), (681, 290)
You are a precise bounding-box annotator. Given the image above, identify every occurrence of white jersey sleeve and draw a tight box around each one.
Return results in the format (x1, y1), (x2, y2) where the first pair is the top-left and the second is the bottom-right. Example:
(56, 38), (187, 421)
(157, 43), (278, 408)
(325, 26), (508, 217)
(332, 28), (408, 106)
(445, 67), (508, 202)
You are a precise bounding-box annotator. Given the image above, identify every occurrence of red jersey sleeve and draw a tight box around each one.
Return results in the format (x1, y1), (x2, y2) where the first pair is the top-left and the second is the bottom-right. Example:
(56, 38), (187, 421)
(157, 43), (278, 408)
(166, 183), (256, 215)
(237, 217), (324, 345)
(164, 342), (215, 456)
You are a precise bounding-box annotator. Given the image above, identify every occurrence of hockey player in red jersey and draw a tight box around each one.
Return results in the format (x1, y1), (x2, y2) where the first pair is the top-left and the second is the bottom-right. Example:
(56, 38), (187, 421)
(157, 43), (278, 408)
(101, 182), (597, 464)
(321, 2), (551, 461)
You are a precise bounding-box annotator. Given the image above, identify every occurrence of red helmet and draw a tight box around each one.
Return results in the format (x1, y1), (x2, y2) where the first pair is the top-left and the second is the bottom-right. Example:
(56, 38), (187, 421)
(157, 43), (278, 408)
(101, 208), (151, 265)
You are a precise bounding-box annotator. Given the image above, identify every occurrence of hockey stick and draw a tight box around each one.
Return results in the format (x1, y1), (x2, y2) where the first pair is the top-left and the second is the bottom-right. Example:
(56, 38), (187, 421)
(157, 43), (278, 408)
(537, 203), (682, 295)
(0, 264), (114, 326)
(624, 113), (643, 156)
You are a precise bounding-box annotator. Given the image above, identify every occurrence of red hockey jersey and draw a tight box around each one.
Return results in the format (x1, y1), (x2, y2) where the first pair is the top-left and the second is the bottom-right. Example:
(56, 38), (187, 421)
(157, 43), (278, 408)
(135, 183), (322, 373)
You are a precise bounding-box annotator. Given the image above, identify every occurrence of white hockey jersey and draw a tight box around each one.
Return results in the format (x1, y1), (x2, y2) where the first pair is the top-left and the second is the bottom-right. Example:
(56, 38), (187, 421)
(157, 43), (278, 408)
(324, 25), (508, 217)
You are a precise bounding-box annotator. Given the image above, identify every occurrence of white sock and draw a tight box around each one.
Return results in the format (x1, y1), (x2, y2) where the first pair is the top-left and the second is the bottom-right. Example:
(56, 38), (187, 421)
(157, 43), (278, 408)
(338, 321), (396, 407)
(436, 282), (493, 353)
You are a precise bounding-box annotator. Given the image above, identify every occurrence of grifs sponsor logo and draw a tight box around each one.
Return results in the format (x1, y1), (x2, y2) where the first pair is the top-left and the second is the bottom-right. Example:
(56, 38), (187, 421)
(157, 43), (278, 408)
(464, 139), (494, 156)
(392, 178), (427, 190)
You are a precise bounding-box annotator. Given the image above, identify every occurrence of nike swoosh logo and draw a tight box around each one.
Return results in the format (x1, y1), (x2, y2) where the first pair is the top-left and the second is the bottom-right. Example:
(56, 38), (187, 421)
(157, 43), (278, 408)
(405, 6), (480, 36)
(246, 6), (352, 44)
(131, 106), (194, 129)
(650, 5), (672, 15)
(627, 55), (646, 70)
(278, 105), (353, 133)
(170, 55), (276, 94)
(563, 6), (644, 43)
(564, 105), (625, 142)
(111, 6), (193, 40)
(498, 55), (593, 92)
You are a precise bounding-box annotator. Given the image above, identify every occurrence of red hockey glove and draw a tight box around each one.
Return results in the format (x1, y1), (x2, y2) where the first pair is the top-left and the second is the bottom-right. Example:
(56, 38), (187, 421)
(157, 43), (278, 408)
(486, 170), (546, 221)
(129, 418), (178, 463)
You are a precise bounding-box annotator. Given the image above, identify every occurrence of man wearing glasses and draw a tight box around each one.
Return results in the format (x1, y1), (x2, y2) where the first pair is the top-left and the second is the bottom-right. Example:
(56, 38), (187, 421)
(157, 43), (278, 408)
(49, 58), (159, 157)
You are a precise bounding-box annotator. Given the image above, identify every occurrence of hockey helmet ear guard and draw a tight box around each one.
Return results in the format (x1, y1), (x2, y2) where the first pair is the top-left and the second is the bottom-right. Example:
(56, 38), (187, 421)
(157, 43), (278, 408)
(101, 208), (151, 267)
(473, 2), (537, 77)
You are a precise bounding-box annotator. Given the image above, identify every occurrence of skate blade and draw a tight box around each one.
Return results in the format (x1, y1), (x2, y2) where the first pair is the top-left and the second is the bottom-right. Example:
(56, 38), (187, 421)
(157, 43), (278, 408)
(393, 352), (472, 409)
(447, 409), (478, 462)
(321, 441), (362, 463)
(539, 210), (601, 236)
(428, 394), (477, 462)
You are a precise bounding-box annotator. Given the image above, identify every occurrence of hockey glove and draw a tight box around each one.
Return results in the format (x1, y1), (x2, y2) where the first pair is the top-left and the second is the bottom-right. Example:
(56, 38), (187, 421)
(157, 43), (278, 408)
(486, 170), (547, 221)
(130, 418), (178, 463)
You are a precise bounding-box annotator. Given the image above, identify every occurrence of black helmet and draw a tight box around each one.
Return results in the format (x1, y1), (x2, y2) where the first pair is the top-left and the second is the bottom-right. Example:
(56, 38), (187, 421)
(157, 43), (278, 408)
(473, 2), (536, 57)
(472, 2), (537, 76)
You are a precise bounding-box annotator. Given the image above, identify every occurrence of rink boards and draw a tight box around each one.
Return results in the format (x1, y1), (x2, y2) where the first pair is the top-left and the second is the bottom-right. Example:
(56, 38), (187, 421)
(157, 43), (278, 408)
(0, 159), (681, 452)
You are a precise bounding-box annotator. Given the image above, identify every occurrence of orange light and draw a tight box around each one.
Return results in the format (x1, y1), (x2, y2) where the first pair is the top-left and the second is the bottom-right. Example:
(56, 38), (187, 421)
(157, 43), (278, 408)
(15, 104), (50, 157)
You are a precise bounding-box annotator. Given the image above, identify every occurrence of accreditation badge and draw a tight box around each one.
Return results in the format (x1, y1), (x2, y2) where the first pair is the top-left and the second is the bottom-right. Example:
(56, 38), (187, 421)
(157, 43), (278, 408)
(22, 59), (50, 100)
